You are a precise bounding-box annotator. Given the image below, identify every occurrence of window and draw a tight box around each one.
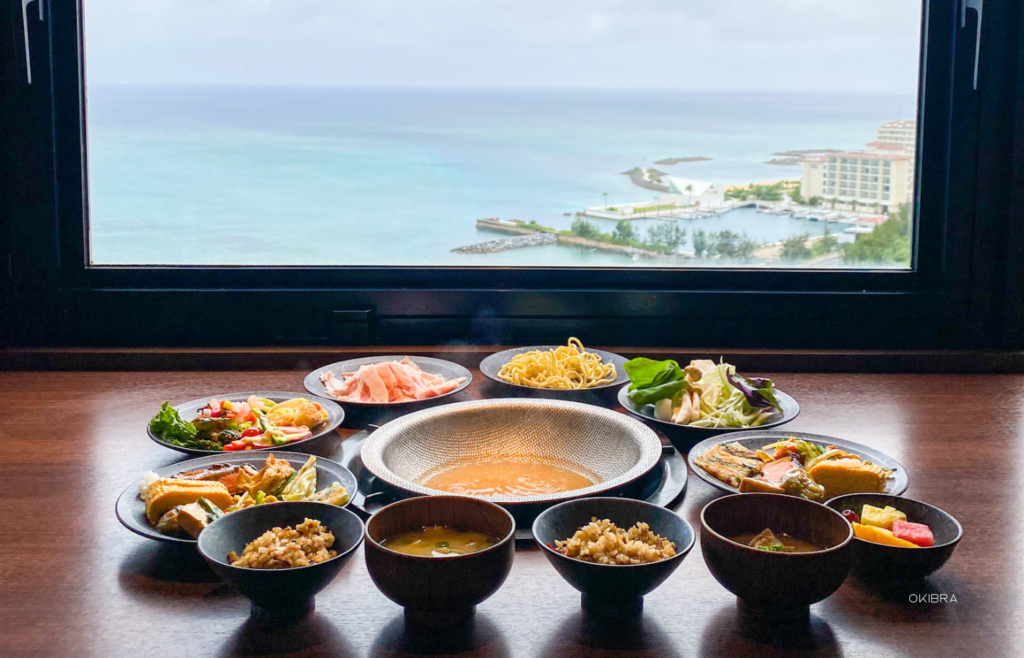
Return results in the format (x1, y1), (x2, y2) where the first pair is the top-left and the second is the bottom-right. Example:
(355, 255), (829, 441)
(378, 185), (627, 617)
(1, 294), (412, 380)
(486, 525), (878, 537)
(2, 0), (1021, 349)
(79, 1), (924, 270)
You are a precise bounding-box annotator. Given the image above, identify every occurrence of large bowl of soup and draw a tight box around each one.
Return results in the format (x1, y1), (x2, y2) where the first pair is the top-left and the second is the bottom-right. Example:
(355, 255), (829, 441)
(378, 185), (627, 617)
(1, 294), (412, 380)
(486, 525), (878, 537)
(360, 399), (663, 519)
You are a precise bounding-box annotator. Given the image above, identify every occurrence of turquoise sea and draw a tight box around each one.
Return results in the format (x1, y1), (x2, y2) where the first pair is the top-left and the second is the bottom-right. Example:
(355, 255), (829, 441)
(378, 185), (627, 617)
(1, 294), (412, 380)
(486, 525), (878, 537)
(86, 87), (916, 266)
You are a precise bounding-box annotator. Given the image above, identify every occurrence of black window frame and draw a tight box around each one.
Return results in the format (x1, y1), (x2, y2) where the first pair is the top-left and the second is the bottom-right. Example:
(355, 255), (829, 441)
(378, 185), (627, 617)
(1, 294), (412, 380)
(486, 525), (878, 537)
(1, 0), (1021, 349)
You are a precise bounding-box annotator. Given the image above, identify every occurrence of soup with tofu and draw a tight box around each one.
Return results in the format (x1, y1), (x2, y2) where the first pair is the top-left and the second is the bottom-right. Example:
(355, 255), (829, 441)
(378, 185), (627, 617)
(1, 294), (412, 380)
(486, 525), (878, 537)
(422, 460), (594, 497)
(382, 526), (498, 557)
(732, 528), (823, 553)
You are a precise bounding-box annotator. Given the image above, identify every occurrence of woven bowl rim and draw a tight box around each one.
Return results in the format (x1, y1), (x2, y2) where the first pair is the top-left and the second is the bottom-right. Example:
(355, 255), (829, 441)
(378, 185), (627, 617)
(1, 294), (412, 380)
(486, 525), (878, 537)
(360, 399), (663, 505)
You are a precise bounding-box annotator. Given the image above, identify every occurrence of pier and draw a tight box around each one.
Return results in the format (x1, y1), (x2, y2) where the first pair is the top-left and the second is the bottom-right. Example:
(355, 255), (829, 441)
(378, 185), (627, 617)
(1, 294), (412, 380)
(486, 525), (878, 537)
(459, 219), (691, 260)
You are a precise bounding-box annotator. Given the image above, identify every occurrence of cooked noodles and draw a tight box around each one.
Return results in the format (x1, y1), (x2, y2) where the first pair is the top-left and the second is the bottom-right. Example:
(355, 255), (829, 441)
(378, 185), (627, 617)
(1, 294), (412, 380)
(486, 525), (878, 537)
(496, 338), (617, 389)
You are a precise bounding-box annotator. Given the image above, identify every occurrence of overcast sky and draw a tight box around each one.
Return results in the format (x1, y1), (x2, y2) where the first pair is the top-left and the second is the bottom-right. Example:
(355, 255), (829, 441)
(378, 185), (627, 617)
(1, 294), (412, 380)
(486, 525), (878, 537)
(83, 0), (922, 93)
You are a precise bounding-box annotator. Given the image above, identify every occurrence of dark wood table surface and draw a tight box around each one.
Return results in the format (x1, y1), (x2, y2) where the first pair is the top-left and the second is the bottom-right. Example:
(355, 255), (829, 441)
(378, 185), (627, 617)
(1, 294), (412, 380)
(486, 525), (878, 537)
(2, 365), (1020, 657)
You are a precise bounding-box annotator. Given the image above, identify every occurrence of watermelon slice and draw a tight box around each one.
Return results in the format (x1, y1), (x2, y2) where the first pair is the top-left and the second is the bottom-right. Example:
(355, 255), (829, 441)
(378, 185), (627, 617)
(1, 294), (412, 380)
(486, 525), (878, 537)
(892, 519), (935, 547)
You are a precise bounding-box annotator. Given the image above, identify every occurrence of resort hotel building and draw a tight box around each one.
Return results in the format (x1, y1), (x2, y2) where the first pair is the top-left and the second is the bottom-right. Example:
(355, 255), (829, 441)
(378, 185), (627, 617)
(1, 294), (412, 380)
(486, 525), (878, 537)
(800, 120), (917, 213)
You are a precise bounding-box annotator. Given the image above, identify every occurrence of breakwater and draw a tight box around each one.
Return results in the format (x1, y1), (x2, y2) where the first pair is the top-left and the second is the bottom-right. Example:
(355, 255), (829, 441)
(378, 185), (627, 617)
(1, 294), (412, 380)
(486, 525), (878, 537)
(469, 218), (690, 259)
(452, 232), (557, 254)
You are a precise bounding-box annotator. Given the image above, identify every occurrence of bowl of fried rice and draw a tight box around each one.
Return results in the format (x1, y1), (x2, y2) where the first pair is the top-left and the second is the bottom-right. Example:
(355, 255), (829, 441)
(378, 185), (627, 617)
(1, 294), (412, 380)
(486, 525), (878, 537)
(198, 501), (364, 621)
(532, 497), (694, 616)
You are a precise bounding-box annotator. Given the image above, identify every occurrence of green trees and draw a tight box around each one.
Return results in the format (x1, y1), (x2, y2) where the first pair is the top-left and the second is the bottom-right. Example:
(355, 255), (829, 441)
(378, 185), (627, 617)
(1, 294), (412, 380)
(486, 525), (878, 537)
(808, 195), (822, 207)
(613, 220), (636, 243)
(812, 226), (839, 257)
(789, 184), (805, 205)
(646, 222), (687, 251)
(725, 182), (785, 202)
(691, 229), (759, 261)
(692, 229), (708, 257)
(842, 204), (912, 265)
(570, 218), (601, 239)
(602, 192), (609, 208)
(780, 233), (811, 261)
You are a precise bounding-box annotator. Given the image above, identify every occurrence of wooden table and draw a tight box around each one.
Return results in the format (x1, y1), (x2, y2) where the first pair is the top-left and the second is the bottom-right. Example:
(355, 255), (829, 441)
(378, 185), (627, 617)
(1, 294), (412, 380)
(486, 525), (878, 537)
(1, 366), (1020, 657)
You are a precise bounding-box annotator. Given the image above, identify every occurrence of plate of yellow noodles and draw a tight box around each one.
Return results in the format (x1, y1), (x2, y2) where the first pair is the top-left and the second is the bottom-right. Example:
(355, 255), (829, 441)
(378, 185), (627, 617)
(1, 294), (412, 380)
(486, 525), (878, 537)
(479, 338), (628, 398)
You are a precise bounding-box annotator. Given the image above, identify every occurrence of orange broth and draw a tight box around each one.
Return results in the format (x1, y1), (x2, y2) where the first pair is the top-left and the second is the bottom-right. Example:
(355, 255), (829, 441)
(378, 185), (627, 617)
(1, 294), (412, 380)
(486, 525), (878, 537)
(423, 460), (594, 497)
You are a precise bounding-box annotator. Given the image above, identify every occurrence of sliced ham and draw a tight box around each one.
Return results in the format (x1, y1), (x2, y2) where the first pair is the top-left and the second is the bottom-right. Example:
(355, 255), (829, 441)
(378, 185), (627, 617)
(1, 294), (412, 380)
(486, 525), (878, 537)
(320, 360), (466, 404)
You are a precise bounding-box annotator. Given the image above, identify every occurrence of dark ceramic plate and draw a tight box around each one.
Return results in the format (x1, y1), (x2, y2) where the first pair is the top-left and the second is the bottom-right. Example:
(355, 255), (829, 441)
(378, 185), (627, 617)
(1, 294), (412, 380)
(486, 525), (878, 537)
(115, 452), (357, 545)
(479, 346), (628, 400)
(686, 430), (909, 498)
(304, 356), (473, 410)
(826, 493), (963, 581)
(147, 391), (344, 457)
(618, 384), (799, 453)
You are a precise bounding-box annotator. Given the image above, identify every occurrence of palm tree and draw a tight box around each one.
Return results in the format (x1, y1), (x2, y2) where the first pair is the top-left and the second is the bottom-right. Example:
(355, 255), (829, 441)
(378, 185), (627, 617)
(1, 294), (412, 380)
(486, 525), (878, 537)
(685, 184), (694, 206)
(829, 197), (837, 210)
(850, 199), (859, 213)
(602, 192), (609, 209)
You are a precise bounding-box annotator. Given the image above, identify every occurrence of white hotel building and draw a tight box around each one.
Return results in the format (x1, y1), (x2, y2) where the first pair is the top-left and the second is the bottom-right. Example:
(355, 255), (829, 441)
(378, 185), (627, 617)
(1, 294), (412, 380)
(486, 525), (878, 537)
(801, 121), (917, 213)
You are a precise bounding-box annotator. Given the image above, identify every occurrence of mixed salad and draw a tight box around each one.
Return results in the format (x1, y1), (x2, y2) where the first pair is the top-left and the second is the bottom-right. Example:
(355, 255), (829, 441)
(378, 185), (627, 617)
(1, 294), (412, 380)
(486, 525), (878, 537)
(150, 396), (328, 451)
(624, 358), (782, 428)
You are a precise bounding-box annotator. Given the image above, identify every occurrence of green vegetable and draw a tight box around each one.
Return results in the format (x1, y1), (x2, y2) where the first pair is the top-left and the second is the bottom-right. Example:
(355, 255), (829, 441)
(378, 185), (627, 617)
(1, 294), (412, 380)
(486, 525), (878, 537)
(280, 456), (317, 501)
(196, 496), (223, 521)
(436, 542), (449, 548)
(627, 379), (691, 406)
(149, 402), (199, 445)
(272, 471), (298, 497)
(757, 544), (783, 552)
(624, 358), (684, 392)
(254, 490), (265, 505)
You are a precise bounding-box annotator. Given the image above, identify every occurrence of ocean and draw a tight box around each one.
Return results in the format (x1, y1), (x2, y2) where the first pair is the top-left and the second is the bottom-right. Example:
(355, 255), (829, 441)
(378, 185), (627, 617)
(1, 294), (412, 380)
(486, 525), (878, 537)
(85, 87), (915, 266)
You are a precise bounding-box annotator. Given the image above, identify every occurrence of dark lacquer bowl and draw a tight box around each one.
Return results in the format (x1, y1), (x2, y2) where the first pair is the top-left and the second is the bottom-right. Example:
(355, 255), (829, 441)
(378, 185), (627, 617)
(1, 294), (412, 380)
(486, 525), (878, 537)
(532, 497), (695, 616)
(197, 502), (364, 621)
(826, 494), (962, 582)
(364, 496), (516, 626)
(701, 493), (853, 620)
(618, 385), (800, 453)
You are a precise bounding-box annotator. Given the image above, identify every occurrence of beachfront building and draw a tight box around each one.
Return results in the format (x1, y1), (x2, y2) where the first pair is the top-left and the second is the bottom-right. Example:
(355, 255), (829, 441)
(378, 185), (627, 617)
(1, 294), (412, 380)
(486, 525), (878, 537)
(876, 119), (917, 149)
(663, 177), (723, 207)
(800, 120), (916, 213)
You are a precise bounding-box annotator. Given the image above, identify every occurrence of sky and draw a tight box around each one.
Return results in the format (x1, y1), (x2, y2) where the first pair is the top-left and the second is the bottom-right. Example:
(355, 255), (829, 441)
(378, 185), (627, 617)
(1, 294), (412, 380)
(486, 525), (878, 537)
(83, 0), (923, 93)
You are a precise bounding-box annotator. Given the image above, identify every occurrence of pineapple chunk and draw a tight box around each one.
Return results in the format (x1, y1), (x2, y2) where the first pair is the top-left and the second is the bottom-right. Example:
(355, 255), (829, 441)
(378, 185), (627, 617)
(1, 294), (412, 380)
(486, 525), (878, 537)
(852, 522), (918, 548)
(860, 504), (906, 530)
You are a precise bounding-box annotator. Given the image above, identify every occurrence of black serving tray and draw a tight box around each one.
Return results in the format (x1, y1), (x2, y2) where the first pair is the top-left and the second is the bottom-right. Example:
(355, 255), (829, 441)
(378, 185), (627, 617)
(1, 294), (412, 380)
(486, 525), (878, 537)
(330, 428), (688, 544)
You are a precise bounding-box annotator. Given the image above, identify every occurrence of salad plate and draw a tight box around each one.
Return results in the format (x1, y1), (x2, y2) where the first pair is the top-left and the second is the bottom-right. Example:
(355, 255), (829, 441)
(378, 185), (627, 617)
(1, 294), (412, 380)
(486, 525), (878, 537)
(115, 452), (357, 545)
(686, 430), (909, 498)
(618, 384), (800, 452)
(147, 391), (344, 456)
(479, 346), (629, 400)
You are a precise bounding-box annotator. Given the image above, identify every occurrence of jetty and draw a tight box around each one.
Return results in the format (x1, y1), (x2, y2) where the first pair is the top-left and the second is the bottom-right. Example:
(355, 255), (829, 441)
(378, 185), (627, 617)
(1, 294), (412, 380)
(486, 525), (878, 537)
(462, 218), (691, 260)
(452, 232), (557, 254)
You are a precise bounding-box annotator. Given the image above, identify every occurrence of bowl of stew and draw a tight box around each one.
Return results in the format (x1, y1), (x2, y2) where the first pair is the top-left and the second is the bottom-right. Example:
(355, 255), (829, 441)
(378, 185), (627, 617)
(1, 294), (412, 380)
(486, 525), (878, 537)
(700, 493), (853, 620)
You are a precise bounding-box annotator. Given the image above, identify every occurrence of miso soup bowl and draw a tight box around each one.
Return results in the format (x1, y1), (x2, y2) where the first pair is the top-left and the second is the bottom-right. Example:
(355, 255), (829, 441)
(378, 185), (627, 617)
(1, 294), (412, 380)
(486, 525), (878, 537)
(364, 496), (516, 626)
(826, 493), (962, 582)
(701, 493), (853, 620)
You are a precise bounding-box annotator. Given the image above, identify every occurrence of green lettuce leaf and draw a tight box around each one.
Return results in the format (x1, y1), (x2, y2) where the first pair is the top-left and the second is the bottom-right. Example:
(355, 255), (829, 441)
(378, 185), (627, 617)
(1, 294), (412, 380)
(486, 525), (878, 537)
(149, 402), (197, 444)
(627, 379), (692, 406)
(624, 358), (684, 392)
